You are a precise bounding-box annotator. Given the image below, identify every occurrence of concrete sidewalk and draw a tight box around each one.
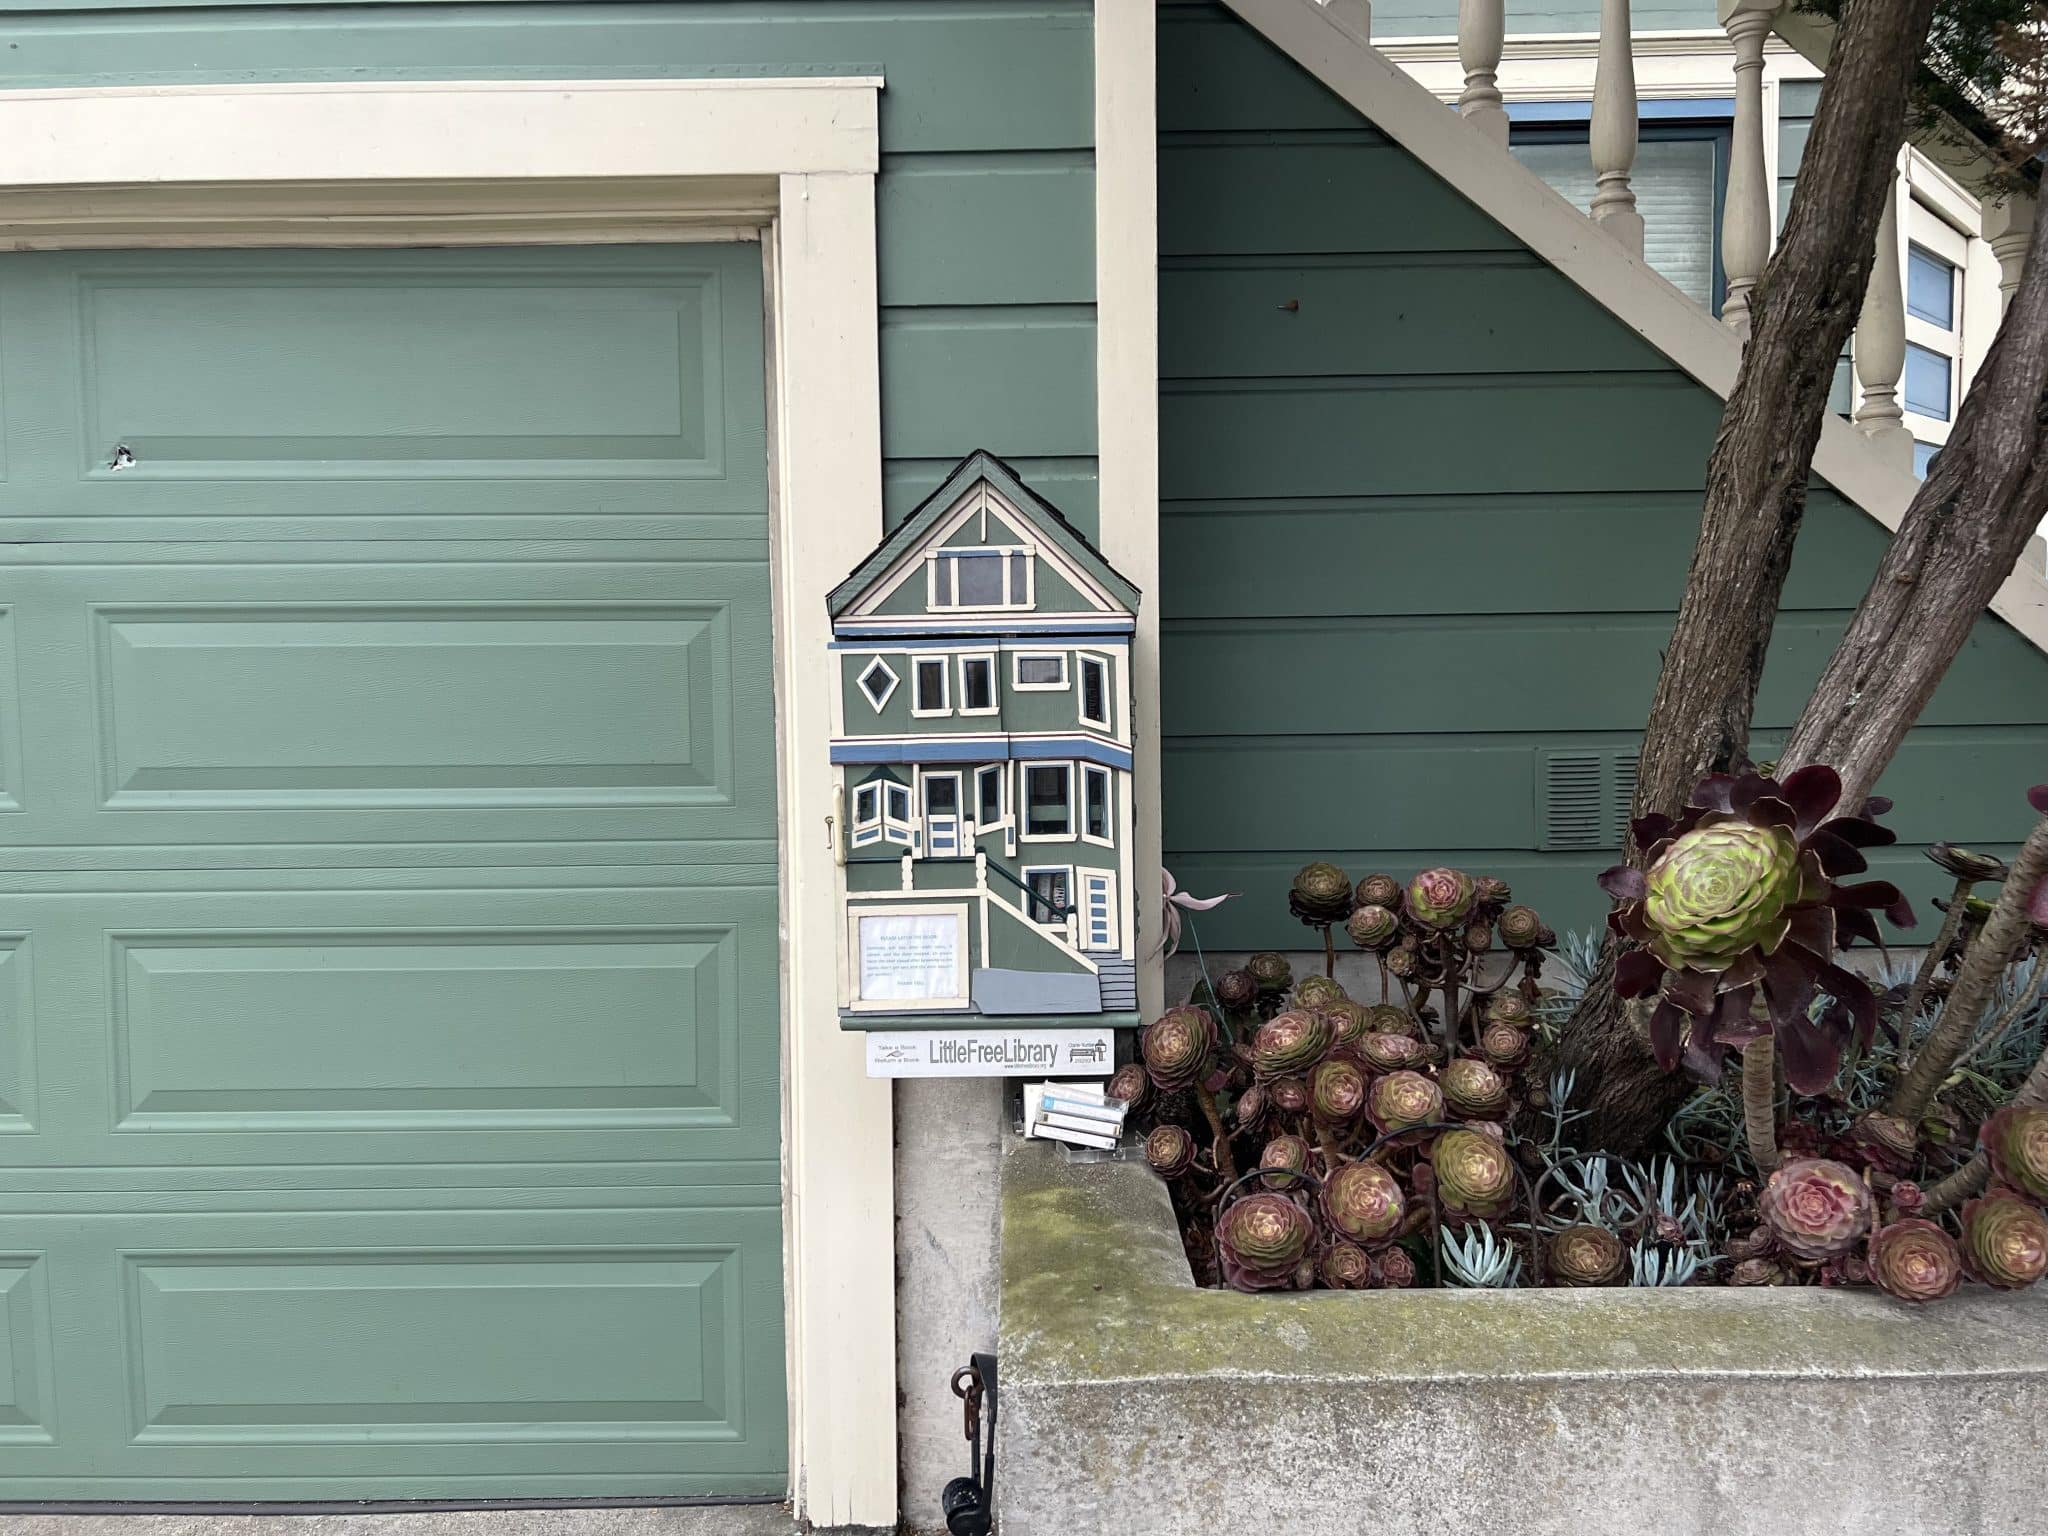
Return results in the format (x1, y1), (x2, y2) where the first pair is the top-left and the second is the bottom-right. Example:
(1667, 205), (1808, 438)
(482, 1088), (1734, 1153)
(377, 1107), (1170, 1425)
(0, 1508), (798, 1536)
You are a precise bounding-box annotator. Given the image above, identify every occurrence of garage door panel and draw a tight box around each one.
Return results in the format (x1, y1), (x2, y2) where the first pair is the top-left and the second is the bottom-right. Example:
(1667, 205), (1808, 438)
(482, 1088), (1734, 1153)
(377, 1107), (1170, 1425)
(0, 937), (35, 1134)
(5, 557), (772, 848)
(0, 878), (779, 1168)
(0, 246), (766, 528)
(0, 1206), (786, 1495)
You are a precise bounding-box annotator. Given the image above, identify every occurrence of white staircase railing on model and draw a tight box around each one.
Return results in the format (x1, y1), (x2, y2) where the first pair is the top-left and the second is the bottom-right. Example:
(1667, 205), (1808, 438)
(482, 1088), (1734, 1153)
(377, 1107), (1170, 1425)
(1317, 0), (2036, 477)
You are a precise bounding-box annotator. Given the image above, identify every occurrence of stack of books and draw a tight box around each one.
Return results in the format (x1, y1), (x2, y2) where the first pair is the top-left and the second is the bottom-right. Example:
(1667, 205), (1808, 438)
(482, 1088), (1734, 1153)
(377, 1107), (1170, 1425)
(1024, 1080), (1127, 1151)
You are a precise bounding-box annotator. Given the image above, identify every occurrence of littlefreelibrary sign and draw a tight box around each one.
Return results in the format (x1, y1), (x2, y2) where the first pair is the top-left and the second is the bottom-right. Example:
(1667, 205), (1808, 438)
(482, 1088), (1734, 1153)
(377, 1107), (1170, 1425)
(865, 1026), (1115, 1078)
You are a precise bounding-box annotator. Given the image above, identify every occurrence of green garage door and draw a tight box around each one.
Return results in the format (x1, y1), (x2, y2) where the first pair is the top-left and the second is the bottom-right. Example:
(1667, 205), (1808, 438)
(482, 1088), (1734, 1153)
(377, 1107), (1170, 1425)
(0, 244), (786, 1499)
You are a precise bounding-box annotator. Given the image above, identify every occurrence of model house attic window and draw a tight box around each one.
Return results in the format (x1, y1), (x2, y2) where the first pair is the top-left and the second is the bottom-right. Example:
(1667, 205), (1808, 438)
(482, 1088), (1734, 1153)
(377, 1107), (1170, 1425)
(1078, 655), (1111, 731)
(1013, 652), (1068, 689)
(931, 547), (1031, 610)
(858, 656), (898, 712)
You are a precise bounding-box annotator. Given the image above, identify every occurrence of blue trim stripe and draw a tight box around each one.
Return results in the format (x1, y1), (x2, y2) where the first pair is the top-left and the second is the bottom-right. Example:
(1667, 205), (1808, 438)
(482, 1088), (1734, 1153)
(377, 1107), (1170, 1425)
(833, 620), (1135, 641)
(830, 635), (1132, 652)
(1508, 96), (1734, 124)
(833, 738), (1134, 771)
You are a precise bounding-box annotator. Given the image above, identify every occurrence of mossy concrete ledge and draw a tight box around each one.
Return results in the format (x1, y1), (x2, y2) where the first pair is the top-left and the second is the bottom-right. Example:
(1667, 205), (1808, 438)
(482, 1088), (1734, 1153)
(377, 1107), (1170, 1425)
(996, 1137), (2048, 1535)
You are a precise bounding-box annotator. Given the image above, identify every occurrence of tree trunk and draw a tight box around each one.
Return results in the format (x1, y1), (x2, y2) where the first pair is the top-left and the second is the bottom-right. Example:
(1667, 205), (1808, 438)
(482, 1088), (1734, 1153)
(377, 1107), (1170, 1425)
(1550, 0), (1940, 1153)
(1777, 205), (2048, 811)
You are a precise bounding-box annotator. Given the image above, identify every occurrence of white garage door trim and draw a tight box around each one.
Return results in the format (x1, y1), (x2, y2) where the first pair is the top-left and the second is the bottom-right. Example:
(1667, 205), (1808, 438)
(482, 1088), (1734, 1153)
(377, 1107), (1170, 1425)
(0, 75), (894, 1530)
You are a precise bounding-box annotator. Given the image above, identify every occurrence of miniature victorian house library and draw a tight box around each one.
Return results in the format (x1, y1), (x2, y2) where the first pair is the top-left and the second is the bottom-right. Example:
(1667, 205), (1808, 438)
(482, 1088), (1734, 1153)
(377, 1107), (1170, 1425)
(829, 452), (1141, 1069)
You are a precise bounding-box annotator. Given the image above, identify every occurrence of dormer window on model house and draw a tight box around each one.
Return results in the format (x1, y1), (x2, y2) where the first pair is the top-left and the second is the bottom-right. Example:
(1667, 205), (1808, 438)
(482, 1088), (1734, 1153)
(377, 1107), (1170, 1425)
(828, 451), (1142, 1030)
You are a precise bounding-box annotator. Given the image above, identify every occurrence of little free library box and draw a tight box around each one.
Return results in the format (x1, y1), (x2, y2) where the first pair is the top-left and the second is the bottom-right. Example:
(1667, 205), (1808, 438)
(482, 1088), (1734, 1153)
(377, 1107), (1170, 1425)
(829, 451), (1141, 1072)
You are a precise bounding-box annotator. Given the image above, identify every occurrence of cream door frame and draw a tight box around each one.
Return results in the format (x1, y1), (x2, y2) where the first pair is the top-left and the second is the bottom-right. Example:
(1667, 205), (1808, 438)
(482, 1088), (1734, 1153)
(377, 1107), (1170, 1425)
(0, 74), (897, 1530)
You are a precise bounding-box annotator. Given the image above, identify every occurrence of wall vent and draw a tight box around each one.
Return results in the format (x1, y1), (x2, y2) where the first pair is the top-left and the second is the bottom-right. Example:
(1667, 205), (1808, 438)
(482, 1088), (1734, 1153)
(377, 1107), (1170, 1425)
(1538, 750), (1639, 851)
(1612, 753), (1640, 845)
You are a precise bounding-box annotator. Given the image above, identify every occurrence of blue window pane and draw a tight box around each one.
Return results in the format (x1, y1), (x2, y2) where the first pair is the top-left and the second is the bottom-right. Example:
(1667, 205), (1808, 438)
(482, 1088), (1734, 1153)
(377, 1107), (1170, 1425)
(1904, 343), (1952, 421)
(1906, 246), (1955, 328)
(1913, 440), (1939, 478)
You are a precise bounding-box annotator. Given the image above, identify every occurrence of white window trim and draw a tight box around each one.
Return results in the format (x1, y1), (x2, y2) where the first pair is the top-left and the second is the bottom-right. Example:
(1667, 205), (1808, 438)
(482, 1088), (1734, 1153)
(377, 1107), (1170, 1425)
(919, 769), (964, 858)
(1020, 760), (1077, 843)
(851, 780), (884, 848)
(1020, 863), (1076, 928)
(0, 74), (895, 1529)
(1081, 868), (1120, 951)
(974, 762), (1008, 833)
(1902, 213), (1963, 449)
(1080, 763), (1115, 848)
(1011, 650), (1070, 691)
(1076, 652), (1114, 732)
(910, 655), (951, 718)
(956, 651), (1000, 717)
(856, 655), (899, 713)
(882, 781), (915, 849)
(926, 544), (1036, 613)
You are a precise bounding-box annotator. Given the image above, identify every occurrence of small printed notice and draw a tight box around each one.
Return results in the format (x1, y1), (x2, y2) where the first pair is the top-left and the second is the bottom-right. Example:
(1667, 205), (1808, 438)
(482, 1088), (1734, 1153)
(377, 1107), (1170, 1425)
(866, 1027), (1116, 1079)
(858, 911), (963, 1004)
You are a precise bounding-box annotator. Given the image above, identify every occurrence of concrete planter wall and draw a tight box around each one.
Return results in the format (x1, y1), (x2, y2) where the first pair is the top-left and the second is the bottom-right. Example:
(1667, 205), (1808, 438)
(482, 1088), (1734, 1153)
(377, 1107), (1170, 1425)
(997, 1137), (2048, 1535)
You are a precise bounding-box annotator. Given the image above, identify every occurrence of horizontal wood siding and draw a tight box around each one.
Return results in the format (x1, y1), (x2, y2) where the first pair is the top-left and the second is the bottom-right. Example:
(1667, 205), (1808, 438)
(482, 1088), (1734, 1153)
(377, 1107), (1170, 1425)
(1159, 3), (2040, 947)
(0, 0), (1101, 535)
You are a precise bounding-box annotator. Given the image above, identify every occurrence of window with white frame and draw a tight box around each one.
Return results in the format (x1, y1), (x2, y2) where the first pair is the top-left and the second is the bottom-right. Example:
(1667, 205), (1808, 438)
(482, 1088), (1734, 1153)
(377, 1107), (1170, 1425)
(883, 781), (915, 846)
(975, 763), (1007, 831)
(852, 778), (915, 848)
(912, 655), (950, 716)
(1077, 654), (1111, 732)
(1023, 762), (1073, 840)
(1012, 651), (1069, 690)
(851, 781), (884, 848)
(1022, 864), (1072, 926)
(1900, 188), (1969, 478)
(929, 547), (1032, 611)
(857, 656), (898, 713)
(1081, 763), (1112, 845)
(958, 652), (998, 715)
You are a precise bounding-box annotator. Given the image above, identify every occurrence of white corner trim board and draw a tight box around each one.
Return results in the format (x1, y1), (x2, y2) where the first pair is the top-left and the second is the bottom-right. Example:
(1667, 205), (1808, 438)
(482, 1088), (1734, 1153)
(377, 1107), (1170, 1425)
(0, 74), (897, 1530)
(1222, 0), (2048, 664)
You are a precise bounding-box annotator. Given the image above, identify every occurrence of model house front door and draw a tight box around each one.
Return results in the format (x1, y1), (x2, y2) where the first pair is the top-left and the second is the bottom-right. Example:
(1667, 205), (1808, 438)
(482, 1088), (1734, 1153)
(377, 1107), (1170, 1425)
(1083, 871), (1119, 950)
(923, 772), (963, 857)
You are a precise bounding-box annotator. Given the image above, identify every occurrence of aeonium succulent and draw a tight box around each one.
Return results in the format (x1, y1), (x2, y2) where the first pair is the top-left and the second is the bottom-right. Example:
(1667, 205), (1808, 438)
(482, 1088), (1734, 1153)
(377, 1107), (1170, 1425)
(1480, 1022), (1531, 1070)
(1354, 873), (1403, 911)
(1320, 1241), (1375, 1290)
(1868, 1219), (1964, 1303)
(1320, 998), (1371, 1049)
(1601, 766), (1915, 1093)
(1432, 1128), (1517, 1221)
(1145, 1124), (1195, 1179)
(1293, 974), (1347, 1011)
(1549, 1224), (1627, 1287)
(1375, 1247), (1418, 1288)
(1961, 1192), (2048, 1290)
(1758, 1157), (1873, 1261)
(1290, 861), (1355, 927)
(1213, 967), (1260, 1011)
(1496, 904), (1547, 950)
(1141, 1005), (1218, 1092)
(1369, 1070), (1444, 1134)
(1246, 951), (1293, 993)
(1359, 1031), (1431, 1073)
(1323, 1160), (1405, 1245)
(1485, 992), (1533, 1029)
(1982, 1105), (2048, 1203)
(1105, 1062), (1151, 1114)
(1367, 1002), (1419, 1039)
(1309, 1058), (1369, 1126)
(1251, 1010), (1335, 1082)
(1407, 867), (1477, 930)
(1258, 1133), (1313, 1190)
(1439, 1057), (1510, 1120)
(1216, 1192), (1316, 1291)
(1346, 903), (1400, 949)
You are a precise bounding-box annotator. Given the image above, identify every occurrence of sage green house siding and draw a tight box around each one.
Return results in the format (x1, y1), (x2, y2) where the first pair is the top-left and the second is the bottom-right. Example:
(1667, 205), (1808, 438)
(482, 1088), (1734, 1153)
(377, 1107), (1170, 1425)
(0, 0), (1102, 537)
(1157, 3), (2043, 949)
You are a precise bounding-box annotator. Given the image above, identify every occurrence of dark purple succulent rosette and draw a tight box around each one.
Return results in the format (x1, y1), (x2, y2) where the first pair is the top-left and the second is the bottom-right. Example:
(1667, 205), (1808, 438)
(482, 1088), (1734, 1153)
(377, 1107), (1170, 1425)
(1600, 765), (1915, 1094)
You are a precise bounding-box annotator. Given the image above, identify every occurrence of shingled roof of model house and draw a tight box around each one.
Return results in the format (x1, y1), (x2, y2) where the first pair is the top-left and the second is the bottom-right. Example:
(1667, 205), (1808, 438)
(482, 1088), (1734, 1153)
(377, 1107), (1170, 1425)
(827, 449), (1142, 618)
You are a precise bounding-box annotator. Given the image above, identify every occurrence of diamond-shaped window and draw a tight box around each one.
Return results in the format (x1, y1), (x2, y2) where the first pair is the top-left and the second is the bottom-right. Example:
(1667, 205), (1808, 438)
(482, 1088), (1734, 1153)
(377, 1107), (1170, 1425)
(859, 656), (900, 712)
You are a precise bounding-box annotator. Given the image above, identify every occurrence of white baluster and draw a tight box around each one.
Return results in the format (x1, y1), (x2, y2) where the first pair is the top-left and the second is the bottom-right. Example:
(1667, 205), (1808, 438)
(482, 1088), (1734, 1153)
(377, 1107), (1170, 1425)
(1590, 0), (1643, 254)
(1458, 0), (1509, 146)
(1986, 195), (2037, 311)
(1719, 0), (1778, 333)
(1318, 0), (1372, 42)
(1852, 177), (1913, 469)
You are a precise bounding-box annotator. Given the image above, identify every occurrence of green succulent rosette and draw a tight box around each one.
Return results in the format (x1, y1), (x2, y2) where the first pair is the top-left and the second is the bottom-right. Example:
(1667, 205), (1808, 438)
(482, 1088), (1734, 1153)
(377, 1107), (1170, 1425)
(1213, 968), (1260, 1010)
(1290, 861), (1355, 927)
(1309, 1058), (1369, 1126)
(1485, 992), (1533, 1028)
(1982, 1106), (2048, 1203)
(1359, 1031), (1430, 1073)
(1246, 951), (1293, 993)
(1320, 998), (1372, 1049)
(1642, 821), (1803, 972)
(1439, 1057), (1510, 1120)
(1758, 1157), (1873, 1261)
(1480, 1022), (1531, 1070)
(1496, 904), (1548, 950)
(1258, 1133), (1312, 1190)
(1141, 1005), (1219, 1092)
(1354, 873), (1403, 911)
(1868, 1219), (1964, 1303)
(1385, 945), (1421, 980)
(1962, 1192), (2048, 1290)
(1251, 1010), (1335, 1083)
(1231, 1083), (1269, 1136)
(1269, 1077), (1310, 1115)
(1105, 1062), (1152, 1114)
(1406, 867), (1477, 930)
(1293, 974), (1347, 1011)
(1432, 1128), (1517, 1221)
(1367, 1002), (1419, 1039)
(1320, 1241), (1375, 1290)
(1346, 904), (1400, 949)
(1368, 1070), (1444, 1134)
(1927, 841), (2010, 884)
(1216, 1192), (1315, 1291)
(1549, 1223), (1627, 1286)
(1374, 1247), (1418, 1288)
(1323, 1160), (1405, 1245)
(1144, 1124), (1195, 1179)
(1463, 920), (1493, 954)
